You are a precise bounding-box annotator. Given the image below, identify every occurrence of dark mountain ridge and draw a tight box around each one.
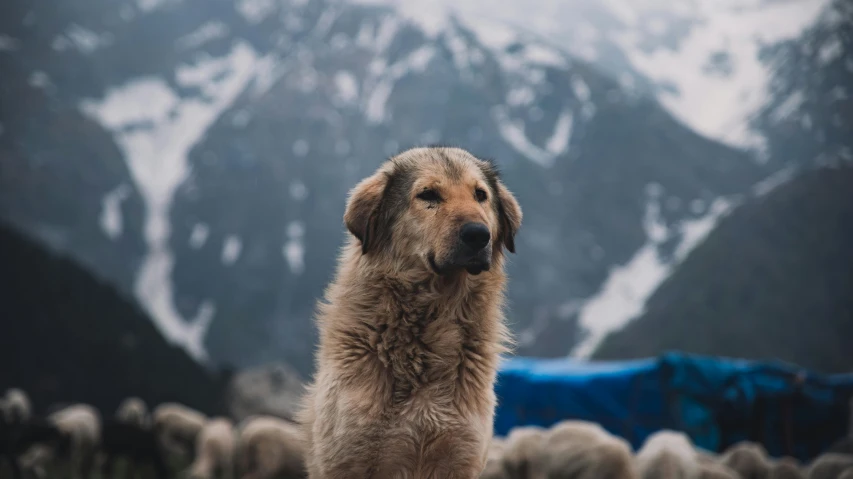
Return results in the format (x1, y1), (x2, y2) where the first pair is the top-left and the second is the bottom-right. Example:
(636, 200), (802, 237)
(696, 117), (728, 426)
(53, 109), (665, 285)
(0, 221), (228, 415)
(594, 166), (853, 374)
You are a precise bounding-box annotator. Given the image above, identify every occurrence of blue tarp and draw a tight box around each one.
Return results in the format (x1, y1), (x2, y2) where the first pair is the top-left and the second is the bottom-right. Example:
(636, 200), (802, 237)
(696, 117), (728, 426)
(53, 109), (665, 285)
(493, 352), (853, 462)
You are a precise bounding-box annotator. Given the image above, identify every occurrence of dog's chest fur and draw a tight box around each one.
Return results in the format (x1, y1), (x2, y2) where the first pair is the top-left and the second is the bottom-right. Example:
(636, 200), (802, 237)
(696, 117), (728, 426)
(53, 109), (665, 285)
(348, 276), (495, 408)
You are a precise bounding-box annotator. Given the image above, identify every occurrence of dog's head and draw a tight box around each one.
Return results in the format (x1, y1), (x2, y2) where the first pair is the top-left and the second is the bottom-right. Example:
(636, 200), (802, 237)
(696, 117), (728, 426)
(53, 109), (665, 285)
(344, 147), (522, 276)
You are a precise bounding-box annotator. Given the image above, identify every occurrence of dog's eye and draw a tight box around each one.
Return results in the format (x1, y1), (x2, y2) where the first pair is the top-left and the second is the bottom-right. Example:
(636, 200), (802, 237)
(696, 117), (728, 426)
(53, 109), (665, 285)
(416, 189), (441, 202)
(475, 188), (488, 202)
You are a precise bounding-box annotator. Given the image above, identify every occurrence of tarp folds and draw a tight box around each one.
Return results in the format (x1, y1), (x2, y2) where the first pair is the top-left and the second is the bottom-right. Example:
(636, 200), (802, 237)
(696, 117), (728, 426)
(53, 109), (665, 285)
(493, 352), (853, 462)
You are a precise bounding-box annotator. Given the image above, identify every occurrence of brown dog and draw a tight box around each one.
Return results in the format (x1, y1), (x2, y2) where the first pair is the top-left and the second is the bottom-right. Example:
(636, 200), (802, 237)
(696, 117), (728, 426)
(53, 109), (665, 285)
(298, 147), (522, 478)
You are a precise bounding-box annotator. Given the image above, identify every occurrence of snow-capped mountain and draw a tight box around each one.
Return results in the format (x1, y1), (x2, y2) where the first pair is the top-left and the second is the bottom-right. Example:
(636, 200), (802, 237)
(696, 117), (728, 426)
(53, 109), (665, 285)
(0, 0), (843, 372)
(366, 0), (833, 154)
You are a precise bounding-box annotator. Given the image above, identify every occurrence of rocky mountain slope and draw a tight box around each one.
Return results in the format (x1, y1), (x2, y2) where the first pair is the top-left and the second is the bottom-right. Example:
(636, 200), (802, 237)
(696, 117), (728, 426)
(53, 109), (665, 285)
(593, 167), (853, 374)
(754, 0), (852, 169)
(2, 0), (844, 372)
(0, 221), (228, 415)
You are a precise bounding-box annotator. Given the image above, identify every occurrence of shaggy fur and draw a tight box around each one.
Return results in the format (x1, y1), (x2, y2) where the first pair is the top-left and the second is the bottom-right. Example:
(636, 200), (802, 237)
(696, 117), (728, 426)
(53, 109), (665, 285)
(189, 417), (237, 479)
(47, 404), (102, 479)
(768, 458), (805, 479)
(538, 421), (637, 479)
(698, 462), (738, 479)
(237, 415), (306, 479)
(479, 437), (508, 479)
(807, 453), (853, 479)
(635, 430), (700, 479)
(501, 426), (546, 479)
(2, 389), (31, 424)
(839, 467), (853, 479)
(116, 397), (150, 429)
(720, 441), (771, 479)
(153, 402), (207, 459)
(298, 147), (522, 479)
(1, 416), (65, 479)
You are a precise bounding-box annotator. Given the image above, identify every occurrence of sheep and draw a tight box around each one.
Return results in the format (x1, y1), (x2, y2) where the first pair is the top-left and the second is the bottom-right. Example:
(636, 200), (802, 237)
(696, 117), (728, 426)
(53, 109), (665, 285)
(839, 467), (853, 479)
(116, 397), (150, 429)
(536, 420), (638, 479)
(768, 458), (806, 479)
(152, 402), (207, 460)
(189, 417), (237, 479)
(807, 453), (853, 479)
(500, 425), (546, 479)
(18, 444), (56, 479)
(480, 436), (508, 479)
(1, 389), (31, 424)
(635, 430), (701, 479)
(698, 461), (739, 479)
(100, 418), (170, 479)
(720, 441), (772, 479)
(44, 404), (101, 479)
(1, 416), (65, 479)
(236, 415), (305, 479)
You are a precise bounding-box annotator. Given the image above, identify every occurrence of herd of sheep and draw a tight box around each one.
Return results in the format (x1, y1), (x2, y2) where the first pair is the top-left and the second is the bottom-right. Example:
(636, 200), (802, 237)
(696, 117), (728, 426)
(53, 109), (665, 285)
(482, 419), (853, 479)
(2, 388), (852, 479)
(0, 389), (305, 479)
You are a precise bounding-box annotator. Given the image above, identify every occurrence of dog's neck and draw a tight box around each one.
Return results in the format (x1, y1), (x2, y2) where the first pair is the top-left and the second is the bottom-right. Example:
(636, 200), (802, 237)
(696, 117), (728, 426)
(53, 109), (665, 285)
(317, 241), (511, 407)
(320, 240), (510, 348)
(347, 244), (505, 311)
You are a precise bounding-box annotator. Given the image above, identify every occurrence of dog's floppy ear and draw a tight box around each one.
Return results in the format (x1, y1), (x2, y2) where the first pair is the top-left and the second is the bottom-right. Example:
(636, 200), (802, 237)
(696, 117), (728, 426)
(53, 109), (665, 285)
(344, 170), (390, 254)
(495, 181), (522, 254)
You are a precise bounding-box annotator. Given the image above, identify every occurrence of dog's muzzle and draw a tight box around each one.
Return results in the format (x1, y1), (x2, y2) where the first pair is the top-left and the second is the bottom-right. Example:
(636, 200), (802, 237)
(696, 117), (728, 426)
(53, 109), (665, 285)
(453, 222), (492, 275)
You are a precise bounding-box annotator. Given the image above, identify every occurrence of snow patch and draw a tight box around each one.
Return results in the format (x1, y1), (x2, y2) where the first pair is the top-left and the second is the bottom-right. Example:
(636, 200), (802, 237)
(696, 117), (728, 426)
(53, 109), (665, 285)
(62, 24), (112, 54)
(610, 0), (827, 150)
(292, 139), (309, 157)
(523, 44), (565, 67)
(492, 106), (572, 167)
(237, 0), (275, 24)
(290, 181), (308, 201)
(674, 199), (732, 260)
(507, 87), (536, 107)
(79, 41), (259, 361)
(249, 54), (283, 99)
(570, 75), (591, 103)
(363, 46), (435, 124)
(137, 0), (176, 13)
(375, 16), (401, 51)
(221, 235), (243, 265)
(283, 220), (306, 275)
(100, 184), (131, 240)
(334, 71), (359, 105)
(545, 110), (574, 156)
(571, 192), (734, 358)
(28, 71), (53, 90)
(752, 166), (796, 197)
(770, 91), (805, 123)
(464, 18), (518, 50)
(355, 0), (447, 38)
(189, 223), (210, 249)
(314, 8), (338, 38)
(0, 35), (22, 51)
(818, 35), (844, 66)
(176, 22), (229, 50)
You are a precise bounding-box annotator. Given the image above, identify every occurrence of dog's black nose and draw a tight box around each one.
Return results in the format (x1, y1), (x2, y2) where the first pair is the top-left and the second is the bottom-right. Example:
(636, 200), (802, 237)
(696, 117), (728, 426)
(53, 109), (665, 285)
(460, 223), (491, 250)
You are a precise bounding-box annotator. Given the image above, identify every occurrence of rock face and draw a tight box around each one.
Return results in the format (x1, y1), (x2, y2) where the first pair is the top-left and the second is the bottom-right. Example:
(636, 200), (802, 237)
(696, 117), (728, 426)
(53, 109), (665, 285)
(0, 0), (847, 372)
(0, 221), (227, 415)
(593, 167), (853, 374)
(226, 362), (305, 423)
